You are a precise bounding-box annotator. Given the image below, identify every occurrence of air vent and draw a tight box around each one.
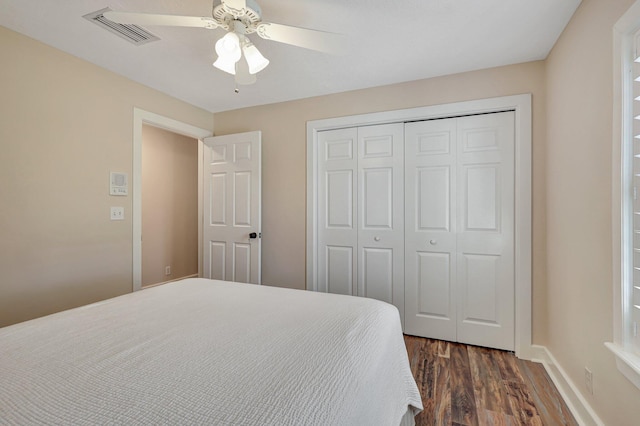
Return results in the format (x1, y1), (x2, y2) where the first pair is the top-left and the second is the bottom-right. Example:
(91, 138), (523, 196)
(83, 8), (160, 46)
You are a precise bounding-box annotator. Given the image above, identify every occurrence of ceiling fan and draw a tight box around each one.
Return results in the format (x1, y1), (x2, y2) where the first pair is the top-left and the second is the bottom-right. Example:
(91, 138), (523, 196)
(104, 0), (343, 87)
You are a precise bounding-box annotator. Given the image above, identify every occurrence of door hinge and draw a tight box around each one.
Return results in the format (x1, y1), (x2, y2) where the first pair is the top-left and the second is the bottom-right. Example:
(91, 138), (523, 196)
(634, 321), (638, 337)
(634, 186), (637, 201)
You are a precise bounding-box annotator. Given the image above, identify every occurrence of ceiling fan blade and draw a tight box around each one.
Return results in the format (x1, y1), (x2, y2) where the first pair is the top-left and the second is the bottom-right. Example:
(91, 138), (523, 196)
(103, 11), (219, 29)
(256, 22), (345, 54)
(221, 0), (248, 18)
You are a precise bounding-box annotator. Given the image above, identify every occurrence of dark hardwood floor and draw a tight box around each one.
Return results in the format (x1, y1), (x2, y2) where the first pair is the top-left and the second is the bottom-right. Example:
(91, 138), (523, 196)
(404, 335), (577, 426)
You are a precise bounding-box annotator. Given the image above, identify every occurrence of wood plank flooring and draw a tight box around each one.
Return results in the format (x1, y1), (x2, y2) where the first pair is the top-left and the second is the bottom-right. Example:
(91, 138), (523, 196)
(404, 335), (577, 426)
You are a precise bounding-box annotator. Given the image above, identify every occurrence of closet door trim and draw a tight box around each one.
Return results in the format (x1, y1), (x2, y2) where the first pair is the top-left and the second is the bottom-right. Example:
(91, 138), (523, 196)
(306, 94), (532, 359)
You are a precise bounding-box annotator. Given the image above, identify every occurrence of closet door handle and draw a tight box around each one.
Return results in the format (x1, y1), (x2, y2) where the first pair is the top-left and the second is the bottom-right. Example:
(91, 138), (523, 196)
(429, 239), (437, 245)
(374, 236), (381, 242)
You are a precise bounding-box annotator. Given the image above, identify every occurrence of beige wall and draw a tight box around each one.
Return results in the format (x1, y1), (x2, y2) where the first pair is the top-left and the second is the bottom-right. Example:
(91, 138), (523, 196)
(141, 125), (198, 287)
(4, 1), (640, 421)
(0, 26), (213, 327)
(213, 61), (548, 343)
(545, 0), (640, 424)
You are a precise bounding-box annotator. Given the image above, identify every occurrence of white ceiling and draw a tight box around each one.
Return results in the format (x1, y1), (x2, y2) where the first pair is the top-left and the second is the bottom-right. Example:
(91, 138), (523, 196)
(0, 0), (581, 113)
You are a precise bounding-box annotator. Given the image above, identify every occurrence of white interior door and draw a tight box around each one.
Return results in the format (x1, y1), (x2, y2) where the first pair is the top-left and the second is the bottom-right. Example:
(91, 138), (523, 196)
(404, 112), (515, 351)
(456, 112), (514, 350)
(317, 124), (405, 319)
(317, 128), (358, 295)
(404, 118), (458, 341)
(357, 123), (405, 322)
(202, 131), (261, 284)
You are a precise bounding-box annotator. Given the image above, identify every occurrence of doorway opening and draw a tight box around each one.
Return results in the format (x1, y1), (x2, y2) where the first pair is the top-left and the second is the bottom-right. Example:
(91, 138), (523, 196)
(141, 125), (198, 288)
(132, 108), (212, 291)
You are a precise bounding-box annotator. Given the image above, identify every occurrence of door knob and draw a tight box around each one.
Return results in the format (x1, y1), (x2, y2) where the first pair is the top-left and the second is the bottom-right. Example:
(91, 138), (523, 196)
(249, 232), (258, 239)
(429, 239), (437, 245)
(374, 236), (381, 241)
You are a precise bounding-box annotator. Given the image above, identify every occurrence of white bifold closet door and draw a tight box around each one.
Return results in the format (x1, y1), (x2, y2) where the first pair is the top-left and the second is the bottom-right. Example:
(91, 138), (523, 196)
(404, 112), (515, 351)
(317, 123), (405, 322)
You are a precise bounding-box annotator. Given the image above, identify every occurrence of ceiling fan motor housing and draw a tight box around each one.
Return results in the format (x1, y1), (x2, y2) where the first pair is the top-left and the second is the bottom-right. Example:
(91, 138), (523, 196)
(213, 0), (262, 34)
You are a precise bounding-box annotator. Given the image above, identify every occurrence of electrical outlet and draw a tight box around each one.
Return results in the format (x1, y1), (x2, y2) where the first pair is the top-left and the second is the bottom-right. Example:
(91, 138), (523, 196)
(585, 367), (593, 395)
(110, 207), (124, 221)
(165, 266), (171, 276)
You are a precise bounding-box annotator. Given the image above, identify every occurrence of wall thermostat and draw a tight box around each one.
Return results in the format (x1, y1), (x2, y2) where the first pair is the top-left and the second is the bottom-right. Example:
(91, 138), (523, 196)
(110, 172), (128, 196)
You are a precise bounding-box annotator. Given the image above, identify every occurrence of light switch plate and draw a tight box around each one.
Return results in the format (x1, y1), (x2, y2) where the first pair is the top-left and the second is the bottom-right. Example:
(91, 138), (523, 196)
(110, 207), (124, 221)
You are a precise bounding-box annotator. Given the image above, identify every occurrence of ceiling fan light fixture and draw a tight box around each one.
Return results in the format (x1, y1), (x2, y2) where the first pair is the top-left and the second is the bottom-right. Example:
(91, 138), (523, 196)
(235, 55), (257, 85)
(218, 31), (241, 55)
(213, 31), (242, 75)
(242, 41), (269, 74)
(213, 56), (237, 74)
(106, 0), (344, 86)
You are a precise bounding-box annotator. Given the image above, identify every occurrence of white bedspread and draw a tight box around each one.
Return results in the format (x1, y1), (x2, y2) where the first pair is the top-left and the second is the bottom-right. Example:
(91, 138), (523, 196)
(0, 278), (422, 425)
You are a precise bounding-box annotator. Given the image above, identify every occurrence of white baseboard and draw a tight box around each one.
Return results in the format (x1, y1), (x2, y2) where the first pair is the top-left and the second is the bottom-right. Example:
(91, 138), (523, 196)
(142, 274), (199, 289)
(530, 345), (604, 426)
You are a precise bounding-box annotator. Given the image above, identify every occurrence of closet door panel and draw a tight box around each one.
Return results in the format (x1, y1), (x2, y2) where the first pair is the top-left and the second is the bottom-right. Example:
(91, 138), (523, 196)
(326, 246), (354, 295)
(362, 248), (394, 303)
(357, 123), (405, 321)
(317, 128), (358, 295)
(316, 111), (517, 352)
(362, 168), (393, 228)
(417, 251), (452, 317)
(326, 170), (354, 228)
(404, 118), (457, 340)
(464, 165), (500, 231)
(456, 112), (515, 351)
(417, 166), (450, 231)
(460, 253), (500, 323)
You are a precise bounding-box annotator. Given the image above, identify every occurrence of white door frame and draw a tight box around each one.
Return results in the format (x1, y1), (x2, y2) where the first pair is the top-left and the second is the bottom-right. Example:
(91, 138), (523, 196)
(132, 108), (212, 291)
(306, 94), (533, 359)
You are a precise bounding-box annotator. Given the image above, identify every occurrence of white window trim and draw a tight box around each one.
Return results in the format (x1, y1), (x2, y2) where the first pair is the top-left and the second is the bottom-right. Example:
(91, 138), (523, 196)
(609, 0), (640, 390)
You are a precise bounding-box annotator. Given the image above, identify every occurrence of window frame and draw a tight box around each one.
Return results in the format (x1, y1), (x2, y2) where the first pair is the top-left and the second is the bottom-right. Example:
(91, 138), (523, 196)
(608, 0), (640, 391)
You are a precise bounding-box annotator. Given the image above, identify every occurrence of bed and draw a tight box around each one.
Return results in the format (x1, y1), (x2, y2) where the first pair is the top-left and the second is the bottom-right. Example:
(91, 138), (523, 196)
(0, 278), (422, 425)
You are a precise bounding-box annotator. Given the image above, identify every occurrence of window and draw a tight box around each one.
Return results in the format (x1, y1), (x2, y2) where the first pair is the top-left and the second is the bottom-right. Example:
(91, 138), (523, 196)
(626, 31), (640, 354)
(609, 0), (640, 390)
(620, 29), (640, 355)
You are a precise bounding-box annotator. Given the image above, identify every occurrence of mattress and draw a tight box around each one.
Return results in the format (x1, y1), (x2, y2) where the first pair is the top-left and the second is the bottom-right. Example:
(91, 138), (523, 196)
(0, 278), (422, 425)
